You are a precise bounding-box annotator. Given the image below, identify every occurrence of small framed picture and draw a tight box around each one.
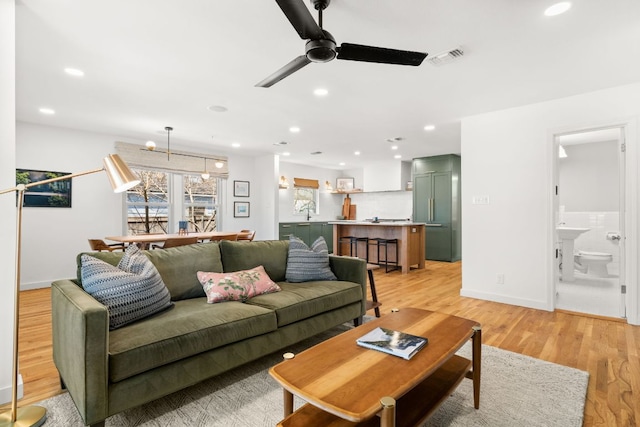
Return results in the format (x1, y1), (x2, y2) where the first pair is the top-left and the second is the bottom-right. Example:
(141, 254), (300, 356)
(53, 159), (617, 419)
(336, 177), (355, 191)
(17, 169), (73, 208)
(234, 180), (250, 197)
(234, 201), (250, 218)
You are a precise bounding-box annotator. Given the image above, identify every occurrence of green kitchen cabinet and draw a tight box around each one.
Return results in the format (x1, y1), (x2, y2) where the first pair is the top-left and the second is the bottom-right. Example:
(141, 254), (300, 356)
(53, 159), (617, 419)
(278, 221), (333, 253)
(278, 223), (295, 241)
(321, 222), (334, 253)
(412, 154), (461, 262)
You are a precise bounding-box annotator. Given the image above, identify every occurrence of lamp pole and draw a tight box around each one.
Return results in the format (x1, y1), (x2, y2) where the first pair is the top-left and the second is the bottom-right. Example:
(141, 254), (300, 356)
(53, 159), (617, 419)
(0, 154), (139, 427)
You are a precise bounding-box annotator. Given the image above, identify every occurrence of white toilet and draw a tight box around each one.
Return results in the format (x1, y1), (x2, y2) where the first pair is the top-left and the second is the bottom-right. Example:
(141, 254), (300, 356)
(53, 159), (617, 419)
(574, 251), (613, 277)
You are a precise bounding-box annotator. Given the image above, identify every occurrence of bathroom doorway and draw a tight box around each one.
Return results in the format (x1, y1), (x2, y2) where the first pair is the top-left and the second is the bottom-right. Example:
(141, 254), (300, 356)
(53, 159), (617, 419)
(553, 126), (626, 318)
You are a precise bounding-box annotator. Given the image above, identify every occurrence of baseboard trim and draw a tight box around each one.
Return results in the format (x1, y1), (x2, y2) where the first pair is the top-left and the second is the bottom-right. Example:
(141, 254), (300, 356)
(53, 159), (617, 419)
(460, 288), (552, 311)
(0, 374), (23, 406)
(20, 281), (51, 291)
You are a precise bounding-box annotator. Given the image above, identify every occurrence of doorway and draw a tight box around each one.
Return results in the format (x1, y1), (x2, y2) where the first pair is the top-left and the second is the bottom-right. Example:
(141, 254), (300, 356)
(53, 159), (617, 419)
(553, 127), (626, 318)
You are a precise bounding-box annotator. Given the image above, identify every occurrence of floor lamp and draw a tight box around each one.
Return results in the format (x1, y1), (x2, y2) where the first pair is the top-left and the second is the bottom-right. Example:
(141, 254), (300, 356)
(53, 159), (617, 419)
(0, 154), (140, 427)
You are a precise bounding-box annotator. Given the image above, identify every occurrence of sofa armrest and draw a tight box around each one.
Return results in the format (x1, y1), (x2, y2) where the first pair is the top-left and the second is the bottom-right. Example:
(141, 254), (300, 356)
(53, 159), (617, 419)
(51, 279), (109, 425)
(329, 255), (367, 315)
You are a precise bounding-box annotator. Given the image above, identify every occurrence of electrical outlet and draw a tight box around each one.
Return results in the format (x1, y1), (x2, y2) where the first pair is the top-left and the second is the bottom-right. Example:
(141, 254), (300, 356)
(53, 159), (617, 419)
(497, 274), (505, 284)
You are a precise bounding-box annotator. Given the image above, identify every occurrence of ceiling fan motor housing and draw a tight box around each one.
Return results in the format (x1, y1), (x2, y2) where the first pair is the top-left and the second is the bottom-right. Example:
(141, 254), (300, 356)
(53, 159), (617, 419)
(305, 29), (337, 62)
(306, 38), (336, 62)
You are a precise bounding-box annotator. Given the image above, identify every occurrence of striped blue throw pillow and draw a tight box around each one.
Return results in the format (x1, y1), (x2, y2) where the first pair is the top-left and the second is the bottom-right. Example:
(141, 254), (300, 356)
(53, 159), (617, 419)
(285, 235), (337, 283)
(81, 244), (173, 329)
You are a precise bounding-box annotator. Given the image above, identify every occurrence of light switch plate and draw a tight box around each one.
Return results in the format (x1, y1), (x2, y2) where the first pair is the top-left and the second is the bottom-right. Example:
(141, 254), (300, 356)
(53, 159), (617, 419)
(472, 195), (490, 205)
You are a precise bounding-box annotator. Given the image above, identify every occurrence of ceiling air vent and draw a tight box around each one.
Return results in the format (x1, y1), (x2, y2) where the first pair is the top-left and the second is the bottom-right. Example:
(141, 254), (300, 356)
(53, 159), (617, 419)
(427, 47), (464, 66)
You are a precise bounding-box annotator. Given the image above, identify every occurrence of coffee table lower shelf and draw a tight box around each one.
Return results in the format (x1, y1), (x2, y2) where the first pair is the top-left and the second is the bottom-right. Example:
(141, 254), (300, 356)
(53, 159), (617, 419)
(277, 354), (471, 427)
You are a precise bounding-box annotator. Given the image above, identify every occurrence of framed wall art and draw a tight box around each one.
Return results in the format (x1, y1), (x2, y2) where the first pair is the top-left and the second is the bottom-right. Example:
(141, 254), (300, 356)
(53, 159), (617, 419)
(336, 177), (355, 192)
(234, 201), (250, 218)
(233, 180), (250, 197)
(16, 169), (72, 208)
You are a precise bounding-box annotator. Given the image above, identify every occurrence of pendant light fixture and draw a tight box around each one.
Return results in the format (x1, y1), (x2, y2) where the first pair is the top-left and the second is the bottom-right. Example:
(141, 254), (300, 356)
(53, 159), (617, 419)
(201, 158), (210, 180)
(165, 126), (173, 160)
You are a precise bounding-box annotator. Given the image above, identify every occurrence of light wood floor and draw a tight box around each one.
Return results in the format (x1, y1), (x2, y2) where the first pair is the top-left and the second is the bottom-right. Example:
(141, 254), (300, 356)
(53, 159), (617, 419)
(2, 261), (639, 426)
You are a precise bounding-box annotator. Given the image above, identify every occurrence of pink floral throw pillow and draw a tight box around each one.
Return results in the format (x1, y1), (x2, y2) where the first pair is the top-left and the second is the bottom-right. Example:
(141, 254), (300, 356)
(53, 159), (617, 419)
(197, 265), (281, 304)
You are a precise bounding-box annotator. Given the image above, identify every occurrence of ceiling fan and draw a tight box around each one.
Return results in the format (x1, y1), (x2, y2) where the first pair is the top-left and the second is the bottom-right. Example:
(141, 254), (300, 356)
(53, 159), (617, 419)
(255, 0), (428, 88)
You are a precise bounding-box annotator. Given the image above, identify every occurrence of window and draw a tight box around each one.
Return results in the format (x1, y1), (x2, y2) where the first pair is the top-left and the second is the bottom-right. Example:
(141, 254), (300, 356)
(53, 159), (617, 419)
(126, 169), (170, 234)
(183, 174), (219, 232)
(293, 188), (318, 219)
(125, 169), (222, 235)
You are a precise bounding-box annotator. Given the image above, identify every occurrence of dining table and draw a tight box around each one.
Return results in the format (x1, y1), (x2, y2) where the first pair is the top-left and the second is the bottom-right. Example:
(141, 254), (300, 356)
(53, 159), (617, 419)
(105, 231), (239, 246)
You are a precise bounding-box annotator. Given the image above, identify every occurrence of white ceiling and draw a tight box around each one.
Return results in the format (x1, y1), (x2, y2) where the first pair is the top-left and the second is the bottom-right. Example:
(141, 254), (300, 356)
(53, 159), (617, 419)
(15, 0), (640, 169)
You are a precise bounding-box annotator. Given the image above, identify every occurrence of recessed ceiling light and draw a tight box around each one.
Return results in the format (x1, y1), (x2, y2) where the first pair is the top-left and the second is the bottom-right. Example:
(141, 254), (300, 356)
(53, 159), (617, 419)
(391, 145), (398, 150)
(423, 125), (436, 131)
(313, 88), (328, 97)
(231, 142), (241, 148)
(289, 126), (300, 133)
(544, 2), (571, 16)
(394, 155), (402, 159)
(354, 151), (360, 155)
(339, 162), (346, 166)
(64, 67), (84, 77)
(282, 152), (291, 156)
(39, 108), (55, 115)
(386, 137), (404, 143)
(207, 105), (228, 113)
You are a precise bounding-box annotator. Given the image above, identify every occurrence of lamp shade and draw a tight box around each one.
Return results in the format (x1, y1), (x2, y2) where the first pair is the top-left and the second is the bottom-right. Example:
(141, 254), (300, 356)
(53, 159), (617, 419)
(103, 154), (140, 193)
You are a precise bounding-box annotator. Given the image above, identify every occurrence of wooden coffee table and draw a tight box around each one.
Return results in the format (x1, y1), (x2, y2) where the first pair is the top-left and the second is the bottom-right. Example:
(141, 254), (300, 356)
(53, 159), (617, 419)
(269, 308), (481, 427)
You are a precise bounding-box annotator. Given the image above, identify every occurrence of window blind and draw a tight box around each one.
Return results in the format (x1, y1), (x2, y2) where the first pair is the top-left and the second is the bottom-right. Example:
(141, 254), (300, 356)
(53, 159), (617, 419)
(293, 178), (319, 189)
(115, 141), (229, 178)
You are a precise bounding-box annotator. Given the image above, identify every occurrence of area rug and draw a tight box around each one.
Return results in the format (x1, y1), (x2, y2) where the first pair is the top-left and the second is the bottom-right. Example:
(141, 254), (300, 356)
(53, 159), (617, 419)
(37, 326), (588, 427)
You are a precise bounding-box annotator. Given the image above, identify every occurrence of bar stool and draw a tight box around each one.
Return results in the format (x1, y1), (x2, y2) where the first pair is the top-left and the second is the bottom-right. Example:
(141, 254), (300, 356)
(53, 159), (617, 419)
(338, 236), (369, 260)
(366, 264), (382, 317)
(368, 238), (399, 273)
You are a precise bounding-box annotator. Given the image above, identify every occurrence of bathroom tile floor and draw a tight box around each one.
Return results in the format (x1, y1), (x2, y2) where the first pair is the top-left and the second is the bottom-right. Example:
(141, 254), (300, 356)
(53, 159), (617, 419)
(556, 272), (623, 318)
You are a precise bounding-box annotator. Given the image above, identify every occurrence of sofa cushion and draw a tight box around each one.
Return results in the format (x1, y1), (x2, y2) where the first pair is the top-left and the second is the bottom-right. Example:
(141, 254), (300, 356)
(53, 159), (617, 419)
(219, 240), (289, 281)
(197, 265), (281, 303)
(80, 245), (173, 330)
(247, 281), (363, 327)
(77, 241), (224, 301)
(285, 236), (337, 283)
(108, 298), (277, 382)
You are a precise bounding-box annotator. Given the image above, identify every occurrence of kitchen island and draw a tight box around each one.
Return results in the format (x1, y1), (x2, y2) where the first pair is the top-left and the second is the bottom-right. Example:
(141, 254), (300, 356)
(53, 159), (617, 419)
(330, 221), (426, 274)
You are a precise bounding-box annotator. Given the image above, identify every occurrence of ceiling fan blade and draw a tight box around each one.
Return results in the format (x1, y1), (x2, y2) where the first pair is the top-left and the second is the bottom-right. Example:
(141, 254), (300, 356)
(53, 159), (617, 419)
(337, 43), (427, 66)
(276, 0), (324, 40)
(255, 55), (312, 88)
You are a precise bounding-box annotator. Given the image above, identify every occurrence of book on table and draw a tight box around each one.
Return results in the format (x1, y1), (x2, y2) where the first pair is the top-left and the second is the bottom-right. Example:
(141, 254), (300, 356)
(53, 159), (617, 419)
(356, 327), (428, 360)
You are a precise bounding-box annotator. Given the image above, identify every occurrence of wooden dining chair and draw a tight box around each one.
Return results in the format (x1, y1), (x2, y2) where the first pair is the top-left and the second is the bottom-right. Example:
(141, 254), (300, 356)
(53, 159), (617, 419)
(152, 236), (199, 249)
(237, 230), (256, 241)
(88, 239), (126, 252)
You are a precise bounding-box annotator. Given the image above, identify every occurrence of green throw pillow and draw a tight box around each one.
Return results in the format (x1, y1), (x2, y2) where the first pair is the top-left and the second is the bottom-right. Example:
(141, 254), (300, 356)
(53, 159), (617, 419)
(80, 244), (173, 329)
(285, 235), (337, 283)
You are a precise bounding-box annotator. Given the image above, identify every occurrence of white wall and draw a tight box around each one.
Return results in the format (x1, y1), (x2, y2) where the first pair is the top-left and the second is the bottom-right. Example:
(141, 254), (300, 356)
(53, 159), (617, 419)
(278, 162), (343, 222)
(224, 154), (278, 240)
(461, 82), (640, 325)
(346, 191), (413, 221)
(559, 140), (619, 211)
(278, 162), (413, 222)
(0, 0), (19, 404)
(16, 122), (270, 288)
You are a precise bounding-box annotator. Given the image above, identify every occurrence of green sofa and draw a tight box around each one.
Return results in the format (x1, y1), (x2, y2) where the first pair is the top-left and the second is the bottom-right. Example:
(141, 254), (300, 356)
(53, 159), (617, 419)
(51, 239), (367, 427)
